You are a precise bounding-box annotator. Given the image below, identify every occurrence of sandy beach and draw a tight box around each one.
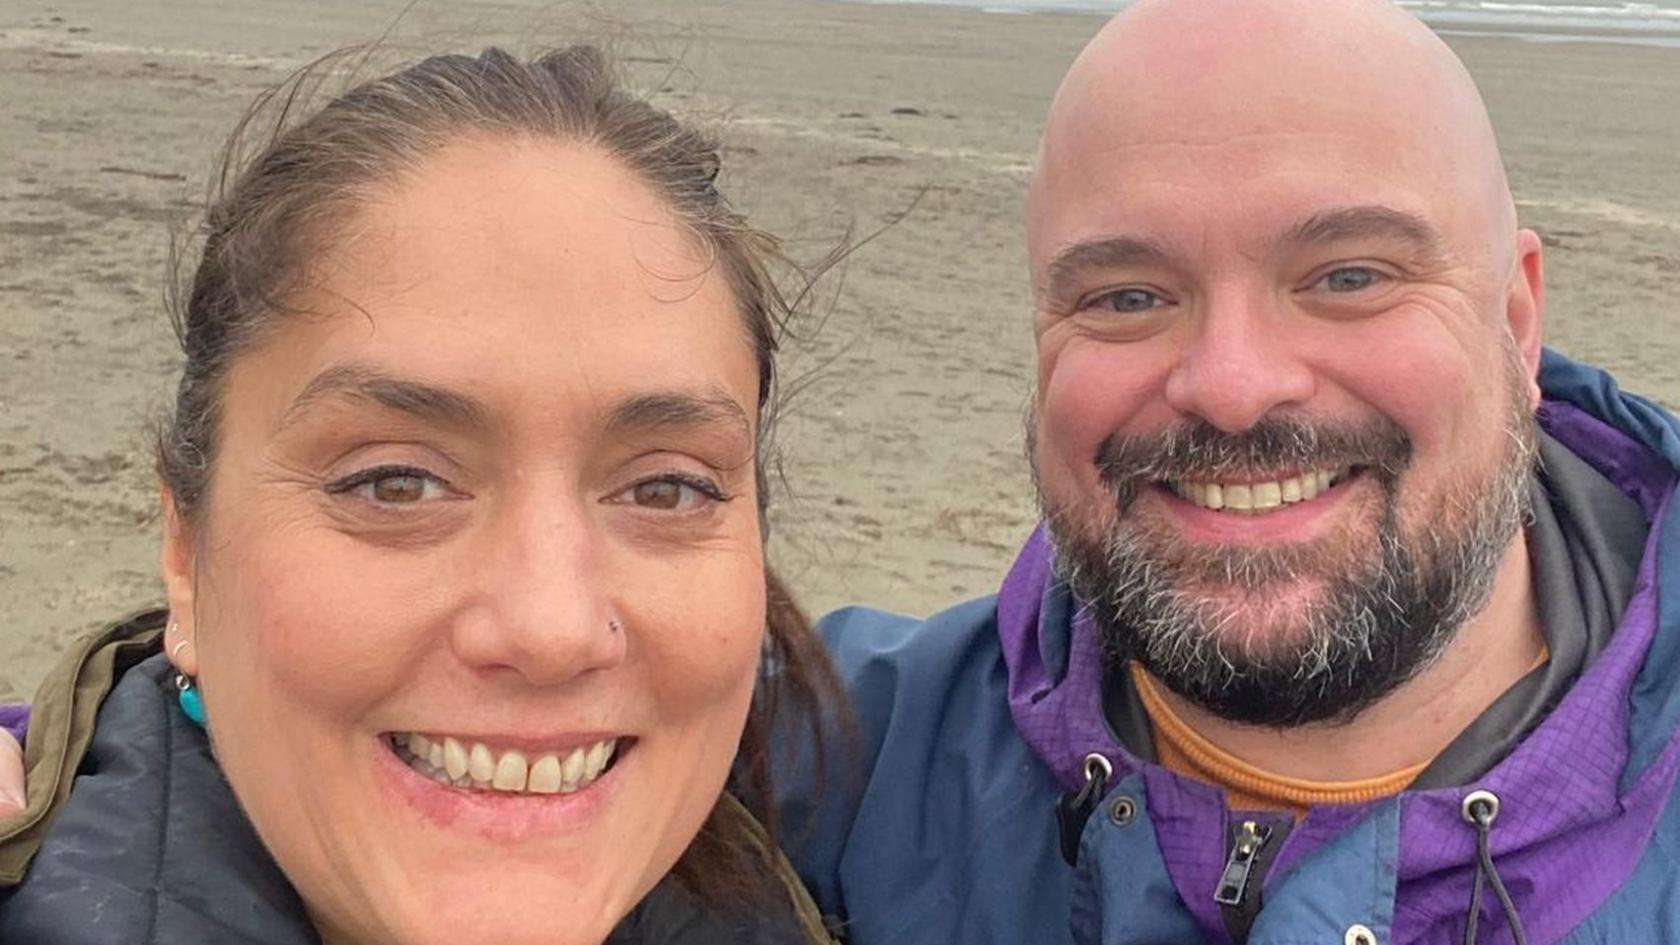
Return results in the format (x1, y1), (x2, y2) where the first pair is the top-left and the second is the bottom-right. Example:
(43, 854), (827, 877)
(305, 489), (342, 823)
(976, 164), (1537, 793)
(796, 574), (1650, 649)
(2, 0), (1678, 700)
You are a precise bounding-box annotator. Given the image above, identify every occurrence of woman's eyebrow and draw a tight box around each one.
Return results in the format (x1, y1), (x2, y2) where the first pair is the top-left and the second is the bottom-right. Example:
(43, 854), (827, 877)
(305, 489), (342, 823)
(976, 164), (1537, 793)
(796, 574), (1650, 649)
(280, 368), (750, 441)
(279, 364), (493, 432)
(604, 389), (752, 440)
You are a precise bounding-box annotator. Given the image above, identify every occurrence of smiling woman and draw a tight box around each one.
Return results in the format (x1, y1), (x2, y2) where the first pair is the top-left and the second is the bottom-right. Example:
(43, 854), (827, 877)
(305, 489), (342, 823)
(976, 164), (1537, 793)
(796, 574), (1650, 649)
(0, 45), (842, 945)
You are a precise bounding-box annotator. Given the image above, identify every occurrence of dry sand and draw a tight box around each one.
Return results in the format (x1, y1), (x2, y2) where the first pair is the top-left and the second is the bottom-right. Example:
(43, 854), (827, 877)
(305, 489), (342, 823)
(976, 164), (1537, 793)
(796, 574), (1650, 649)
(2, 0), (1678, 700)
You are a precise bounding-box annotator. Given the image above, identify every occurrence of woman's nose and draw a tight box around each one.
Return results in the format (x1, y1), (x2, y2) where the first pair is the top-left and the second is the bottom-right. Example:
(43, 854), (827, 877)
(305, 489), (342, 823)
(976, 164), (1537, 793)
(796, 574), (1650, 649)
(448, 496), (627, 687)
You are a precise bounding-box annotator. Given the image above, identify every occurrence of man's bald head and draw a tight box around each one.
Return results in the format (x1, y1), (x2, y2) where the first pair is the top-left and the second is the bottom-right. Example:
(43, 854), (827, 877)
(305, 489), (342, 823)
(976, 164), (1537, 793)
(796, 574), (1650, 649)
(1025, 0), (1549, 727)
(1029, 0), (1517, 278)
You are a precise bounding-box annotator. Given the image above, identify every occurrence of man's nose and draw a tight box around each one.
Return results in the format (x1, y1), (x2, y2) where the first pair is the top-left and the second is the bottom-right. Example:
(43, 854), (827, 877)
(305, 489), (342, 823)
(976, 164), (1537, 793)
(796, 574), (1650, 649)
(1162, 288), (1315, 432)
(449, 495), (627, 687)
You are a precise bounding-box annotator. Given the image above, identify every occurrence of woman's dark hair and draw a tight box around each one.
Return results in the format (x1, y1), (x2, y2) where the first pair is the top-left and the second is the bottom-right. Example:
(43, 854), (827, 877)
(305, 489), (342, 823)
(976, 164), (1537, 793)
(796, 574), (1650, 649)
(159, 45), (845, 911)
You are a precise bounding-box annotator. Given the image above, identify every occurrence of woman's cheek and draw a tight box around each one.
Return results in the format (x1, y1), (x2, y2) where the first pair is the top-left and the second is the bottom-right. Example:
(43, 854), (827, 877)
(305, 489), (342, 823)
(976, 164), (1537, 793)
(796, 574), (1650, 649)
(204, 523), (435, 717)
(635, 555), (767, 715)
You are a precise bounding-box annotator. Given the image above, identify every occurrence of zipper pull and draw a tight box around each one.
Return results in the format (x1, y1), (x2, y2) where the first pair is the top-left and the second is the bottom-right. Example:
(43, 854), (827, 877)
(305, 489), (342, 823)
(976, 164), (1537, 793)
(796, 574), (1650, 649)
(1214, 820), (1273, 907)
(1056, 753), (1114, 866)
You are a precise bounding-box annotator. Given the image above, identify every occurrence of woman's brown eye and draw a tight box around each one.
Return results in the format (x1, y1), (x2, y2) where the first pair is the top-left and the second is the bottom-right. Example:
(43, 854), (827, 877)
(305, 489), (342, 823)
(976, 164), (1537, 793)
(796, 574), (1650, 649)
(326, 466), (449, 506)
(632, 480), (683, 510)
(371, 474), (427, 503)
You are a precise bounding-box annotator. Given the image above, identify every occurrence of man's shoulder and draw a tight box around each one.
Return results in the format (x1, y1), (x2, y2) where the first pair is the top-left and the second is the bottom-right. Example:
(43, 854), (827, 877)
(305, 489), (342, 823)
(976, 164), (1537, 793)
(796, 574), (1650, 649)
(793, 595), (1066, 939)
(1540, 348), (1680, 454)
(816, 595), (1006, 695)
(818, 595), (1003, 647)
(812, 594), (1022, 769)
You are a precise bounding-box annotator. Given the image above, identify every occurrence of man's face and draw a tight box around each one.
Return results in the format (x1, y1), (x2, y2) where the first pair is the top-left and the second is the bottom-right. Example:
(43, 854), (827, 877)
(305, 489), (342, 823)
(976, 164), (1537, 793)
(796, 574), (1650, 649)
(1027, 51), (1544, 725)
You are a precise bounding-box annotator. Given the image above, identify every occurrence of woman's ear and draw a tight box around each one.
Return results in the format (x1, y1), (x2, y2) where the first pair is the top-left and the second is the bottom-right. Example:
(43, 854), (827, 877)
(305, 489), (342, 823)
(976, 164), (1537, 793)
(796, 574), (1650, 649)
(159, 486), (200, 677)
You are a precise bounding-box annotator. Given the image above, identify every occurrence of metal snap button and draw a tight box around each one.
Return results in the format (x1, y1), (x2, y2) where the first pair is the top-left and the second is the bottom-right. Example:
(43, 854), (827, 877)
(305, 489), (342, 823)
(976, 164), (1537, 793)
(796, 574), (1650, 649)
(1107, 794), (1136, 826)
(1344, 924), (1377, 945)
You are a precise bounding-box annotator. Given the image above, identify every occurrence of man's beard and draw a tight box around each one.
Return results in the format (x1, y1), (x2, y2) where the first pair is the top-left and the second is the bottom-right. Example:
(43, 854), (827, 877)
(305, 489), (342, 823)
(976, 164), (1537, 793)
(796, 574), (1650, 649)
(1037, 369), (1538, 728)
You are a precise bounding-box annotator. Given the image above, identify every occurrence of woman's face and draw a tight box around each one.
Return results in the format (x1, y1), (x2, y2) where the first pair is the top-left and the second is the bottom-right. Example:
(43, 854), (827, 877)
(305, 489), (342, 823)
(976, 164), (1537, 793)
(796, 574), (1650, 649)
(161, 138), (767, 945)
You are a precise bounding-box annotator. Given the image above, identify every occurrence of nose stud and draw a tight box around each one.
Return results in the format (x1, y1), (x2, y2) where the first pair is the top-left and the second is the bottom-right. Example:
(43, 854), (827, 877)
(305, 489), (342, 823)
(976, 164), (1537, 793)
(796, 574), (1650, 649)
(608, 618), (622, 635)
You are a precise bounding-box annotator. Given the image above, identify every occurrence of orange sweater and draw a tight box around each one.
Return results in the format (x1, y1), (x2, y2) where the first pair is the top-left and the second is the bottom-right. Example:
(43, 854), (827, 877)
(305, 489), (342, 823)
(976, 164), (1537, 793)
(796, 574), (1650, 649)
(1132, 662), (1428, 816)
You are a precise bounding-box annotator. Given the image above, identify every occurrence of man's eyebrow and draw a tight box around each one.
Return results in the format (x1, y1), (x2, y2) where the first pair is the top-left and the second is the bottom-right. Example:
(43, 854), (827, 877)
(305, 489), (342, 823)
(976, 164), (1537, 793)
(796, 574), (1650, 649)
(604, 389), (753, 440)
(1285, 205), (1447, 258)
(281, 364), (493, 431)
(1040, 235), (1174, 308)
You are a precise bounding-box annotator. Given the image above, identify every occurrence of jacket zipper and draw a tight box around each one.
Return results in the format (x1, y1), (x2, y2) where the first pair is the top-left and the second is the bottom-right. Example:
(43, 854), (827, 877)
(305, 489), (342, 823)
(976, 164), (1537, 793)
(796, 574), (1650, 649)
(1215, 820), (1271, 907)
(1214, 819), (1279, 942)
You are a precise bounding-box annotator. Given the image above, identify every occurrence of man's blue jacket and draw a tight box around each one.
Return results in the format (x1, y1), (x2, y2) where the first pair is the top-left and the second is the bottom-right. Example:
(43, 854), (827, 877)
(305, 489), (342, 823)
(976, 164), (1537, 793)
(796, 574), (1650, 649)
(783, 350), (1680, 944)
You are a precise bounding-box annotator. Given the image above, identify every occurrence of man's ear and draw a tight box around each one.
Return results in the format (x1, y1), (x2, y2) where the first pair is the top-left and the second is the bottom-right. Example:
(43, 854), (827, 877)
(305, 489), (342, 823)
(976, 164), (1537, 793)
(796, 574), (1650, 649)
(160, 486), (200, 677)
(1507, 228), (1546, 408)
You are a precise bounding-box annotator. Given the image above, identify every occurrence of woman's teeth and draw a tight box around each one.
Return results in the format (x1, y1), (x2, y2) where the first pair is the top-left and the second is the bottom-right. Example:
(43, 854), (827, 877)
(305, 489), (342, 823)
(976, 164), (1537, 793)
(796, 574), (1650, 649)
(1168, 468), (1349, 514)
(393, 733), (617, 795)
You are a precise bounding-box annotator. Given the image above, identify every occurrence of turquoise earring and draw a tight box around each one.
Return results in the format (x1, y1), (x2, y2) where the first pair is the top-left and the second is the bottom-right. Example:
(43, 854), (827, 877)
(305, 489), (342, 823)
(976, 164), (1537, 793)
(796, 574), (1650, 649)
(175, 672), (207, 728)
(168, 624), (206, 729)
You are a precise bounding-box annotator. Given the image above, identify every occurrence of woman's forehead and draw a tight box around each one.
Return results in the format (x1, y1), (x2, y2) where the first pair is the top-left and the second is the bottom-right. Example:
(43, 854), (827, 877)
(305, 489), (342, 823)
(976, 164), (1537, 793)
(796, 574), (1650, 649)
(223, 138), (759, 442)
(344, 137), (715, 293)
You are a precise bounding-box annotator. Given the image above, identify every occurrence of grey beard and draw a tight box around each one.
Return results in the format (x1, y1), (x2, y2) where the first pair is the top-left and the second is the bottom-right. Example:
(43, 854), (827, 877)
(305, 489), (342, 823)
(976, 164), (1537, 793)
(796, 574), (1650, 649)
(1041, 407), (1536, 729)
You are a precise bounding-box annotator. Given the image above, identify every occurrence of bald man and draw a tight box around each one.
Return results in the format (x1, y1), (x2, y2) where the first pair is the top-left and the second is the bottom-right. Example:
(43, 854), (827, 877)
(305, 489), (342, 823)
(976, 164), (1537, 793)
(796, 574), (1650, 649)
(2, 2), (1678, 942)
(781, 1), (1680, 943)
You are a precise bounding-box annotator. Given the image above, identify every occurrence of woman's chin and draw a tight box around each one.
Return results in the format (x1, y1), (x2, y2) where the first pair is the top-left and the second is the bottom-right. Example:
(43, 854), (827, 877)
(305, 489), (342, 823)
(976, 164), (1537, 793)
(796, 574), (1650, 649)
(337, 817), (654, 945)
(300, 735), (669, 944)
(360, 895), (631, 945)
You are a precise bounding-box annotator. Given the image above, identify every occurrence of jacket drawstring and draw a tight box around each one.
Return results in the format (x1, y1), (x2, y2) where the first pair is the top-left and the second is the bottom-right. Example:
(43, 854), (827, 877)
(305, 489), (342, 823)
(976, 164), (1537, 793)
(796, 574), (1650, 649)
(1461, 790), (1528, 945)
(1057, 753), (1114, 865)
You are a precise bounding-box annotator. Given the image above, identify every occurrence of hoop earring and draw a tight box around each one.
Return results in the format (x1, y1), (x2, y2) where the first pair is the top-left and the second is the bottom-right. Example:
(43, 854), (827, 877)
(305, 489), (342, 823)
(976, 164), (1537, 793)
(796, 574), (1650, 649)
(175, 672), (207, 728)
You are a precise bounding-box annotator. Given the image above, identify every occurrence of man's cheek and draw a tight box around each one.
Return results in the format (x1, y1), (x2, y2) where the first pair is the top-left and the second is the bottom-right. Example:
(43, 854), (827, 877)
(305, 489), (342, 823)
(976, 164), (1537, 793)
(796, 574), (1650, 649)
(1042, 366), (1116, 464)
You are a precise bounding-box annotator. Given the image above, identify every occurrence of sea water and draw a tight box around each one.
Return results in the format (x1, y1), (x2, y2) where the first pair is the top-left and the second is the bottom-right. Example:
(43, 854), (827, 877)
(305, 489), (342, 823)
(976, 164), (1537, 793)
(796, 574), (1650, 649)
(836, 0), (1680, 48)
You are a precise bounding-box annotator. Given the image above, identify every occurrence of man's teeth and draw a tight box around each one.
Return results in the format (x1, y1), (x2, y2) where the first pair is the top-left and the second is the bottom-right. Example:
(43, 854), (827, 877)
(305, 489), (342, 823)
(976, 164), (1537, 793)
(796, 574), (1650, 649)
(395, 733), (618, 795)
(1170, 469), (1347, 514)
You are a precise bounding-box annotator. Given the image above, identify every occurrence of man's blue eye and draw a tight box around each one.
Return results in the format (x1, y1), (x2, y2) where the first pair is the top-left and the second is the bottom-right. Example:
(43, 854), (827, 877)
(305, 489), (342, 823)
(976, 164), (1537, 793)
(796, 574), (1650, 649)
(1093, 288), (1162, 313)
(1323, 267), (1381, 292)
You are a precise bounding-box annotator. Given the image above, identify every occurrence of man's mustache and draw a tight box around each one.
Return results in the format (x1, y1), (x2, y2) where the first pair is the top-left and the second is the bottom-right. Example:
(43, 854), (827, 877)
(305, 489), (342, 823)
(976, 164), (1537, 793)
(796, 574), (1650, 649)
(1095, 415), (1413, 505)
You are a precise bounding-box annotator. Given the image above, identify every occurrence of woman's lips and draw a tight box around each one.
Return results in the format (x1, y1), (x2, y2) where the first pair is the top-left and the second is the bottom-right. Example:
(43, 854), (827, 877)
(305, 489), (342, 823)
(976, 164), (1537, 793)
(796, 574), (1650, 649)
(390, 732), (620, 794)
(374, 732), (632, 840)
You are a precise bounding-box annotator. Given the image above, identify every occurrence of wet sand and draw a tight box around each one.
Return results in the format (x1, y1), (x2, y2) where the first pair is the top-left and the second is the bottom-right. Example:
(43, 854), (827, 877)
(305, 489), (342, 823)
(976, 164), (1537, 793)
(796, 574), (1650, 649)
(2, 0), (1678, 699)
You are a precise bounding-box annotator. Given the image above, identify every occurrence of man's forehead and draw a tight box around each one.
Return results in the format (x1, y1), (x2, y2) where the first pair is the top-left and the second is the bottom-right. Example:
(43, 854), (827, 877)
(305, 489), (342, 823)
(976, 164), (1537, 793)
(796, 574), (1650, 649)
(1057, 0), (1450, 92)
(1041, 10), (1463, 170)
(1028, 125), (1447, 265)
(1028, 0), (1509, 264)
